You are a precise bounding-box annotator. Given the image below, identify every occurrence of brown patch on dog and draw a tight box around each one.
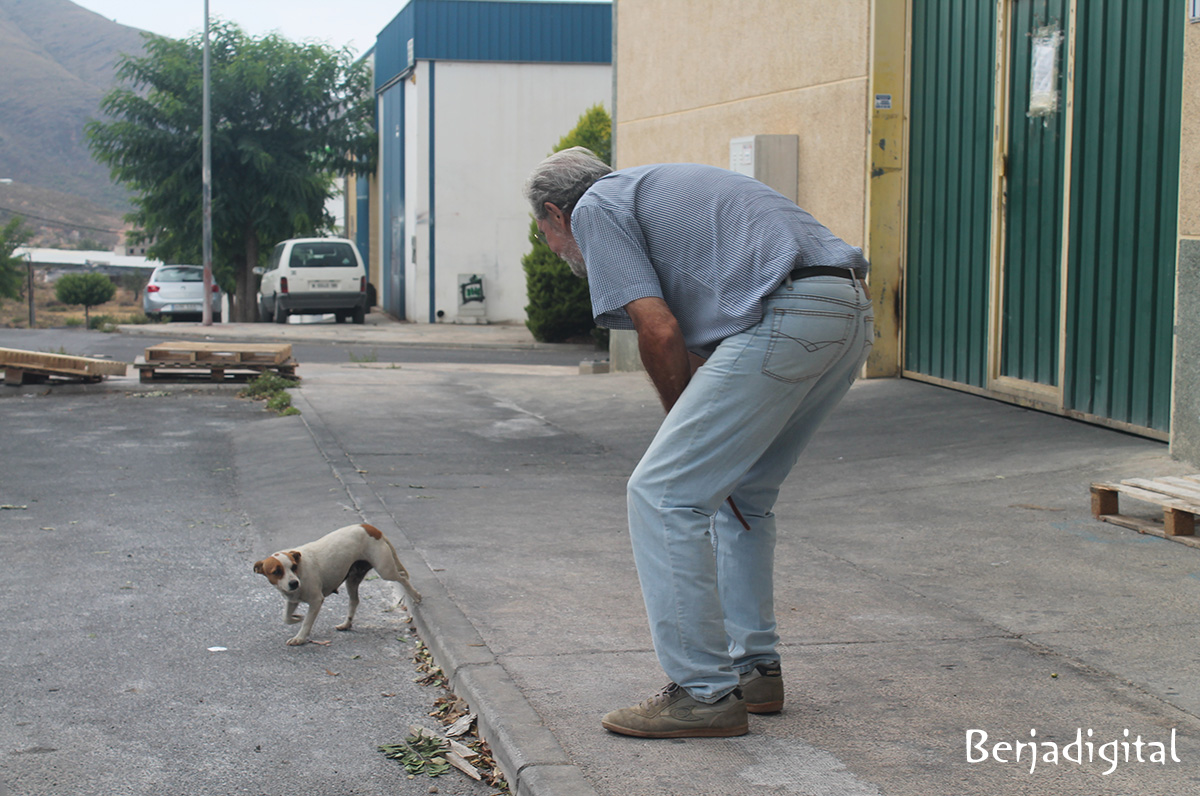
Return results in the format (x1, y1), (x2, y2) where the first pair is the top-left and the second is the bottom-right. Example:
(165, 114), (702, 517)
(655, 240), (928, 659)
(361, 523), (383, 540)
(254, 557), (285, 584)
(286, 550), (302, 565)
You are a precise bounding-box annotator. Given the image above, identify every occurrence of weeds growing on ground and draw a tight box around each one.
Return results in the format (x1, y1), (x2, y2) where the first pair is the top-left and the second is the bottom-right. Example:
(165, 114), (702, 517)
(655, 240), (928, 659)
(239, 373), (300, 416)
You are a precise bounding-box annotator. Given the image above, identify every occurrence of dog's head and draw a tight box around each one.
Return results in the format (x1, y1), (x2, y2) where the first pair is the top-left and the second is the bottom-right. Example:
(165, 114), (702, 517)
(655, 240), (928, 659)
(253, 551), (302, 594)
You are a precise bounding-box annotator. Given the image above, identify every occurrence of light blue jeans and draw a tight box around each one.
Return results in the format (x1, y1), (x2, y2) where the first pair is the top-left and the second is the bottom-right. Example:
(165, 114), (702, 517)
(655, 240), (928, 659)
(627, 275), (873, 702)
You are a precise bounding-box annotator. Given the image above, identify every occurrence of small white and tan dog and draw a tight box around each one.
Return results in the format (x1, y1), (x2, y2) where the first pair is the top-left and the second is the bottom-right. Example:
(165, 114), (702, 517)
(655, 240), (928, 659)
(253, 523), (422, 646)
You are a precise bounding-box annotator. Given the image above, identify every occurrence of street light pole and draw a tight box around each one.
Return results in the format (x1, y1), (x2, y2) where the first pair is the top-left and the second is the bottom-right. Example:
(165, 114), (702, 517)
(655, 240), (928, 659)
(24, 251), (34, 328)
(201, 0), (214, 326)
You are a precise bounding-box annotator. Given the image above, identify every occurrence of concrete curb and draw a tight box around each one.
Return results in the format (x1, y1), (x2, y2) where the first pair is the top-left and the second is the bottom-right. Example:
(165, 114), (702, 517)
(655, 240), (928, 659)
(291, 388), (599, 796)
(115, 321), (595, 353)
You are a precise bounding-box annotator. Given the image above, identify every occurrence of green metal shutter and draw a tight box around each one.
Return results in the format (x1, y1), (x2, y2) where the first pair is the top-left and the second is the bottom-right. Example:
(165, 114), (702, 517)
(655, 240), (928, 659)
(1065, 0), (1183, 431)
(1001, 0), (1069, 386)
(905, 0), (995, 387)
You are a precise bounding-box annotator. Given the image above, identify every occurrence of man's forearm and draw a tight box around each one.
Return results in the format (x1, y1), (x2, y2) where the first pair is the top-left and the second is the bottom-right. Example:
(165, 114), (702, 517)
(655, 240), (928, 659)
(639, 328), (692, 412)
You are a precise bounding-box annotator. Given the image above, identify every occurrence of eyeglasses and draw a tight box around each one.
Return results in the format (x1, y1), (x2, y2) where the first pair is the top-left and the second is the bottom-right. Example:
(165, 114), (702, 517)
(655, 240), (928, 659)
(535, 229), (548, 245)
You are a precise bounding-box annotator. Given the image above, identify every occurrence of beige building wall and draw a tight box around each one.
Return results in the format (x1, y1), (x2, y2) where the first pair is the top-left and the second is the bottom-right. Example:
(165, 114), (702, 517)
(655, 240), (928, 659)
(1180, 20), (1200, 239)
(1169, 19), (1200, 465)
(615, 0), (872, 248)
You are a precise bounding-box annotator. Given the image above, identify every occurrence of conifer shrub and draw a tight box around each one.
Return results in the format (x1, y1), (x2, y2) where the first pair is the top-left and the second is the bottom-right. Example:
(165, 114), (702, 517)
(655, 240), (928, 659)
(523, 104), (611, 345)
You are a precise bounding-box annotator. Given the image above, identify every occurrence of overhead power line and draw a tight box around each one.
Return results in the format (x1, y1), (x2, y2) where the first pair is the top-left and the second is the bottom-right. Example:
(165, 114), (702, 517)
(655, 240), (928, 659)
(0, 204), (126, 235)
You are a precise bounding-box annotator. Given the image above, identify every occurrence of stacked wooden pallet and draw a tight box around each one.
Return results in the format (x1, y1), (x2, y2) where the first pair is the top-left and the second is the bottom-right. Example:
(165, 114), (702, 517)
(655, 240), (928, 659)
(0, 347), (127, 385)
(1091, 475), (1200, 548)
(134, 341), (297, 383)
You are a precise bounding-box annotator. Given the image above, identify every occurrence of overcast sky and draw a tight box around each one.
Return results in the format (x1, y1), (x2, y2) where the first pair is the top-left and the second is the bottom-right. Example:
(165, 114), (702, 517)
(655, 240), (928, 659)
(74, 0), (604, 56)
(74, 0), (402, 54)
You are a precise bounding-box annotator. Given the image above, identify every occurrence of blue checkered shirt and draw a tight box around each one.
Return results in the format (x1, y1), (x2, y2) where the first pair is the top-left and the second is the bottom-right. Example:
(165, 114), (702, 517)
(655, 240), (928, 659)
(571, 163), (868, 355)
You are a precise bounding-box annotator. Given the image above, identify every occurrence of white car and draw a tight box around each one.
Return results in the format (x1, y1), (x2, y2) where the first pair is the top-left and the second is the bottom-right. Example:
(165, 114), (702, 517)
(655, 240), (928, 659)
(256, 238), (368, 324)
(143, 264), (222, 321)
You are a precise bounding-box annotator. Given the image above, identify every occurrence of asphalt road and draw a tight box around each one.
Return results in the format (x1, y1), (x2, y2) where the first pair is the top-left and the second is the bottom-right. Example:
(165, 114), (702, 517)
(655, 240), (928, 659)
(0, 326), (588, 369)
(0, 381), (499, 795)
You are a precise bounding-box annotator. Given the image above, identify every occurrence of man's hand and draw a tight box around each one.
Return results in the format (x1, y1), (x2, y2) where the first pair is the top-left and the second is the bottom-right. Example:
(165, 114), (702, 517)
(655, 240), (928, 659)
(626, 296), (692, 413)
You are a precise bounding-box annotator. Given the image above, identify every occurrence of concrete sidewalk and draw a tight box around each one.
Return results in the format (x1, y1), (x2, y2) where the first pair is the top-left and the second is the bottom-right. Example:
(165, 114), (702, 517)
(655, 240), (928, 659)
(280, 352), (1200, 796)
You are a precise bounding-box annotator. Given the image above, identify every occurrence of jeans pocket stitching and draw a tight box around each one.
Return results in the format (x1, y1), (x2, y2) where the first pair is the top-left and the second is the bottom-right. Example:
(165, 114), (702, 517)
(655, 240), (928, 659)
(762, 308), (854, 384)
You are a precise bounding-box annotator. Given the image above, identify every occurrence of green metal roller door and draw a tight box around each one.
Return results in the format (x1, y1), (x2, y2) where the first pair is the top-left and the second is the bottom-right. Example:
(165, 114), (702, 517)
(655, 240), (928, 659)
(905, 0), (995, 388)
(906, 0), (1182, 436)
(1065, 0), (1182, 432)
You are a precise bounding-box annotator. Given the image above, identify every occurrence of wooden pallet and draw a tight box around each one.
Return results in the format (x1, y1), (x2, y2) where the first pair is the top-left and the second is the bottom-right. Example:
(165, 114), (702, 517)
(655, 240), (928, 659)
(0, 347), (127, 385)
(134, 356), (298, 383)
(143, 341), (292, 366)
(135, 341), (297, 383)
(1091, 475), (1200, 548)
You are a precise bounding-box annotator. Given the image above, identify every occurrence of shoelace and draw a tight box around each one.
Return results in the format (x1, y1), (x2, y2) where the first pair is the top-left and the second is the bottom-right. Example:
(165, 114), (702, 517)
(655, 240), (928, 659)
(641, 682), (682, 708)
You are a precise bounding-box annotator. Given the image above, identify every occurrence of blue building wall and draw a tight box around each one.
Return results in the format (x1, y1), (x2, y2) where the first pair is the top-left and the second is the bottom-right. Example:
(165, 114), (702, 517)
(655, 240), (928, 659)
(376, 0), (611, 90)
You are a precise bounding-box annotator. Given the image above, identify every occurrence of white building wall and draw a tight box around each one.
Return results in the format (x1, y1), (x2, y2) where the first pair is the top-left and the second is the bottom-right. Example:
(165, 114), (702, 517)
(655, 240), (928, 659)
(429, 60), (611, 324)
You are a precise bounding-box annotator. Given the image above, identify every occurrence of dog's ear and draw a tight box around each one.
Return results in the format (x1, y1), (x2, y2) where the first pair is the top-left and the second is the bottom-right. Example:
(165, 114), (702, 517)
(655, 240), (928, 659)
(253, 560), (266, 574)
(287, 550), (302, 565)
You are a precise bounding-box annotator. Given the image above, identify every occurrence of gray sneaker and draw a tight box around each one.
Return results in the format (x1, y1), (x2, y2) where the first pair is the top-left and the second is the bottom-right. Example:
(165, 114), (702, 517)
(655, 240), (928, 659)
(739, 661), (784, 714)
(601, 683), (749, 738)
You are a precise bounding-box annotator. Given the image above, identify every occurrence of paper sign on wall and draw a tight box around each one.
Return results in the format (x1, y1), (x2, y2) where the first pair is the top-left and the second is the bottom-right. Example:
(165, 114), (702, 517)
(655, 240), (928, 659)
(1028, 25), (1062, 119)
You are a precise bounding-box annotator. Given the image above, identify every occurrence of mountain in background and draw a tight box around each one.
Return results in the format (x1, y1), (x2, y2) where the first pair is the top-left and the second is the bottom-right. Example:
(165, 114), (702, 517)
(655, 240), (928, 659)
(0, 0), (149, 246)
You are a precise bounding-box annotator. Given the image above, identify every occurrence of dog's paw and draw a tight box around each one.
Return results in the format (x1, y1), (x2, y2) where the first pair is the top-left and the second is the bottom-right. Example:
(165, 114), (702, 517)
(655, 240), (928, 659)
(334, 621), (352, 631)
(286, 636), (309, 646)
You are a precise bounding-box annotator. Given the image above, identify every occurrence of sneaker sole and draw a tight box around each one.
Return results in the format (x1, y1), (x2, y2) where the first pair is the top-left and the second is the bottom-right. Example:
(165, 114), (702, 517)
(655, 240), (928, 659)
(601, 720), (749, 739)
(746, 700), (783, 714)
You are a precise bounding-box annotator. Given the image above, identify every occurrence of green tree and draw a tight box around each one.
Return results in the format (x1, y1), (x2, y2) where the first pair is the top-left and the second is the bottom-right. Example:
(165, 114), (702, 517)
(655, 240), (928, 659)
(0, 217), (32, 302)
(86, 24), (376, 321)
(55, 273), (116, 326)
(523, 104), (611, 343)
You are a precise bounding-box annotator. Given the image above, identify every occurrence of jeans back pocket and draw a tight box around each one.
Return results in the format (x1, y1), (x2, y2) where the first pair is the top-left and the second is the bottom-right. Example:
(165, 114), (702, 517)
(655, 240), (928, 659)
(761, 304), (854, 384)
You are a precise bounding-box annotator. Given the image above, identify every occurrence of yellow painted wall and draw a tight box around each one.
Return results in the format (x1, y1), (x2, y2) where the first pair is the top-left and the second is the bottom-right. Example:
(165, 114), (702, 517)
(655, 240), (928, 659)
(615, 0), (872, 247)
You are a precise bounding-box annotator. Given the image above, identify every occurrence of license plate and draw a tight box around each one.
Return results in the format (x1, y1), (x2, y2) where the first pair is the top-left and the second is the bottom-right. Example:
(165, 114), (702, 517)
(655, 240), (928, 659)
(163, 304), (199, 312)
(309, 280), (337, 290)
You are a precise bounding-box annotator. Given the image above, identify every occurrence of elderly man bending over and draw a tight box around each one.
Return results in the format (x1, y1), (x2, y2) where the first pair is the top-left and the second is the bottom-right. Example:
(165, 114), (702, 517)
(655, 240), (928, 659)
(524, 147), (873, 739)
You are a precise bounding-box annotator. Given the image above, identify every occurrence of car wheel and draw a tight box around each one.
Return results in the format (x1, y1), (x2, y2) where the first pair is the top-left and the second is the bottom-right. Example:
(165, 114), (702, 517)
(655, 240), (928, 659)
(258, 297), (270, 322)
(335, 312), (347, 324)
(352, 305), (366, 324)
(273, 296), (288, 324)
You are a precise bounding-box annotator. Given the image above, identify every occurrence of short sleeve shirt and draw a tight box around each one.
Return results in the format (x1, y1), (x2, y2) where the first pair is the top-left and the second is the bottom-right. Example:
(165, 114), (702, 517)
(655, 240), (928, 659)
(570, 163), (868, 355)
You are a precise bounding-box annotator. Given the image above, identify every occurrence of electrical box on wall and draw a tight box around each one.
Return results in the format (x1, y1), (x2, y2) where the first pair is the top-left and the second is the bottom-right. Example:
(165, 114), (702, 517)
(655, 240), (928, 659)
(729, 135), (799, 204)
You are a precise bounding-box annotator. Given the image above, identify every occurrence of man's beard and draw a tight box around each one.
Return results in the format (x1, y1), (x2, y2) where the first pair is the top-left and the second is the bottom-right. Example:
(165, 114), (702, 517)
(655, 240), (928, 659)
(561, 240), (587, 279)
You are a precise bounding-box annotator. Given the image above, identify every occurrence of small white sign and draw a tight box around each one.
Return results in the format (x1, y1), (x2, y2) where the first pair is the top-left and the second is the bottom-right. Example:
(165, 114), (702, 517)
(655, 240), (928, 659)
(875, 94), (893, 111)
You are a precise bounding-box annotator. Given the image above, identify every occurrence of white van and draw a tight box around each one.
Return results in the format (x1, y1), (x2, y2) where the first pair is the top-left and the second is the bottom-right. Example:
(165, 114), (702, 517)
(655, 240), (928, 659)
(256, 238), (368, 324)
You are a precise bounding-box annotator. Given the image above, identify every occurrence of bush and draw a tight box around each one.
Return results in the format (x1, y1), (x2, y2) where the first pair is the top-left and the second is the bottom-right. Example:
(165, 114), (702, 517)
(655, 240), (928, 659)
(55, 273), (116, 326)
(523, 104), (611, 345)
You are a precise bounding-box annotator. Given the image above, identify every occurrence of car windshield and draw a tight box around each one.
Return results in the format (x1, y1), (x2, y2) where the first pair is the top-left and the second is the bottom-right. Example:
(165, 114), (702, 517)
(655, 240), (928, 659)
(289, 243), (356, 268)
(156, 267), (203, 283)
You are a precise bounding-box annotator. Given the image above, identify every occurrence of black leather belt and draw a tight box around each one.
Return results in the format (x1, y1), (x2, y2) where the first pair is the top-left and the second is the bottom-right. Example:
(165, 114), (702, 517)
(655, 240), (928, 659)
(789, 266), (859, 281)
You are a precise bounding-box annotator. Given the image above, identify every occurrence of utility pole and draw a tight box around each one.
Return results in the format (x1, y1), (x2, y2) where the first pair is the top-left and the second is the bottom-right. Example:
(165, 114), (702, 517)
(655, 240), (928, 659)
(201, 0), (214, 325)
(25, 251), (34, 328)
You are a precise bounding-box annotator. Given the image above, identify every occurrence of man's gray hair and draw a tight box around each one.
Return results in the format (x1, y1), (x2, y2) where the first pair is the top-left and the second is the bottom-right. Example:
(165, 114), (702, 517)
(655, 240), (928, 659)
(523, 146), (613, 220)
